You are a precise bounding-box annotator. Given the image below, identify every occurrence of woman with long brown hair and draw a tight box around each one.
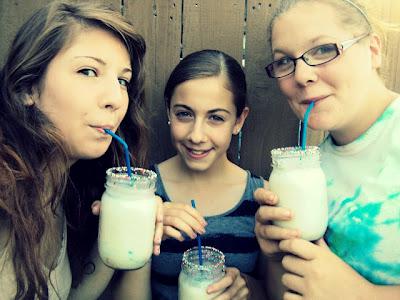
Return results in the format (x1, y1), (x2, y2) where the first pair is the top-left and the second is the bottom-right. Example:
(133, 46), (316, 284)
(0, 1), (161, 299)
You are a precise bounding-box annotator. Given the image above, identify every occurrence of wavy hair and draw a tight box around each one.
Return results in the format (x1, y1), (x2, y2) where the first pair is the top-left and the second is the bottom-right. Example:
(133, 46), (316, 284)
(0, 1), (147, 298)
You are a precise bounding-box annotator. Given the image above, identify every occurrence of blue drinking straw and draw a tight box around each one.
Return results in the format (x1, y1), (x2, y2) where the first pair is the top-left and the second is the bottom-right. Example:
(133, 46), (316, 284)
(301, 102), (315, 150)
(191, 199), (203, 265)
(104, 129), (132, 178)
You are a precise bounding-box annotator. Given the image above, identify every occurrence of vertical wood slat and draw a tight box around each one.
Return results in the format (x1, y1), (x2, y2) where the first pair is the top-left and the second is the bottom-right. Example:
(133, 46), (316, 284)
(0, 0), (53, 66)
(181, 0), (246, 164)
(124, 0), (182, 164)
(377, 0), (400, 93)
(241, 0), (299, 177)
(182, 0), (245, 61)
(0, 0), (399, 178)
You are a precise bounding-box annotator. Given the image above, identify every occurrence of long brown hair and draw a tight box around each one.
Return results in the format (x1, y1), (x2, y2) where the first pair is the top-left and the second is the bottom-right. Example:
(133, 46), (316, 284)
(0, 1), (147, 298)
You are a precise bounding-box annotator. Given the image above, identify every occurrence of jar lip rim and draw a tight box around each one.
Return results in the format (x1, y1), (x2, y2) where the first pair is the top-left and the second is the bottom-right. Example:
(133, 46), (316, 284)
(271, 146), (320, 159)
(182, 246), (225, 271)
(106, 167), (157, 180)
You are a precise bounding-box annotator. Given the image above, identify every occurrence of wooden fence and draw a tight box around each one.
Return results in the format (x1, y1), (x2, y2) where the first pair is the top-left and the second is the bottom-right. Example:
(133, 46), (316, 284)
(1, 0), (399, 178)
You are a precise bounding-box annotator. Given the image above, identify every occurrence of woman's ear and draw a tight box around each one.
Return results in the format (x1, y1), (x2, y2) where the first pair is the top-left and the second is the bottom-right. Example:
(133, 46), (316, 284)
(166, 108), (171, 125)
(369, 33), (382, 69)
(23, 87), (39, 106)
(233, 107), (249, 135)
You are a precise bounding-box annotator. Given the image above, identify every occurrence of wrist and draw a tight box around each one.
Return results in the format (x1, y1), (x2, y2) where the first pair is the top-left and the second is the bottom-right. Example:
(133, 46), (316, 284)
(241, 273), (266, 300)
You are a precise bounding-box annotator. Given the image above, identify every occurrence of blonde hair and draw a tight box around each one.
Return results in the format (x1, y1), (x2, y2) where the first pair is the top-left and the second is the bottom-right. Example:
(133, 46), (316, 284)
(268, 0), (400, 81)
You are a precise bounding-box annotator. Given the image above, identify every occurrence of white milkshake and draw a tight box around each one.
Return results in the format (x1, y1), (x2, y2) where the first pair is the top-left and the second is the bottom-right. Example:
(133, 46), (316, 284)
(98, 167), (157, 269)
(178, 246), (225, 300)
(269, 146), (328, 241)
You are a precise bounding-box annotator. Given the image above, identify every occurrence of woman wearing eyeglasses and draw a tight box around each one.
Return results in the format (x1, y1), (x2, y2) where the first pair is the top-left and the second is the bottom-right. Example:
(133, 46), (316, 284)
(255, 0), (400, 299)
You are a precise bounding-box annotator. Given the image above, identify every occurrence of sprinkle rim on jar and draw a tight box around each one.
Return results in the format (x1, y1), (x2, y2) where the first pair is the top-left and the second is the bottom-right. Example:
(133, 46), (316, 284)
(105, 167), (157, 188)
(181, 246), (225, 273)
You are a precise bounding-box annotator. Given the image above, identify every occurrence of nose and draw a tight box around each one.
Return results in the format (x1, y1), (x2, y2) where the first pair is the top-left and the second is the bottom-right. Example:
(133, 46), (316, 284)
(99, 77), (126, 111)
(188, 120), (207, 144)
(293, 59), (318, 86)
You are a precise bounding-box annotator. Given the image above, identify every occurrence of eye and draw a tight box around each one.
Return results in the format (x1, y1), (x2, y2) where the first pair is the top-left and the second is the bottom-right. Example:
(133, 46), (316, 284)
(209, 114), (225, 123)
(118, 78), (130, 88)
(309, 44), (337, 59)
(78, 68), (97, 77)
(175, 110), (193, 121)
(274, 57), (292, 68)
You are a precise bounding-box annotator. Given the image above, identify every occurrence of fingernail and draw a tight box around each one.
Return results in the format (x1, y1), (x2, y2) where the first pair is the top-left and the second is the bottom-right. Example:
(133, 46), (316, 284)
(283, 210), (291, 218)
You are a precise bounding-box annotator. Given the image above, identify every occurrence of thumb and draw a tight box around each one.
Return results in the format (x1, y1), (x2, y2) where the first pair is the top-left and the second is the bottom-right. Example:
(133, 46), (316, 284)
(91, 200), (101, 215)
(315, 238), (330, 250)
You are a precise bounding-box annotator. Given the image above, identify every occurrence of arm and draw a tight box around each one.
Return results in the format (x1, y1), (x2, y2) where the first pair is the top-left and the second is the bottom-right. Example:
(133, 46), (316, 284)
(279, 238), (400, 300)
(67, 241), (115, 300)
(262, 254), (286, 300)
(111, 261), (151, 300)
(253, 185), (298, 300)
(370, 285), (400, 299)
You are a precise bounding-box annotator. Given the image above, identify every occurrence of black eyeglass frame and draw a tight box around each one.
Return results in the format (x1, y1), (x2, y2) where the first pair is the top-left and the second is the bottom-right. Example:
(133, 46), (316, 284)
(265, 32), (370, 79)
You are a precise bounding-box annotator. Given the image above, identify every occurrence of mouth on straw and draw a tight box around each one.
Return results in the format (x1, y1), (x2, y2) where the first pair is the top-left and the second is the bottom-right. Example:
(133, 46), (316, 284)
(102, 128), (132, 178)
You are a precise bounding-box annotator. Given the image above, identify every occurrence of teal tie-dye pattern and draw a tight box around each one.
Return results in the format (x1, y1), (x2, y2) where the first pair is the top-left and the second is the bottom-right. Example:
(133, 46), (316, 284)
(388, 191), (400, 200)
(321, 98), (400, 285)
(376, 106), (394, 123)
(326, 197), (399, 284)
(355, 106), (394, 143)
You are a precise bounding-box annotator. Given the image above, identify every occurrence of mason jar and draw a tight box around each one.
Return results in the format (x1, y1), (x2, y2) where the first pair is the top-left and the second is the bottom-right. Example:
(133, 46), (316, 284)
(178, 246), (225, 300)
(269, 146), (328, 241)
(98, 167), (157, 269)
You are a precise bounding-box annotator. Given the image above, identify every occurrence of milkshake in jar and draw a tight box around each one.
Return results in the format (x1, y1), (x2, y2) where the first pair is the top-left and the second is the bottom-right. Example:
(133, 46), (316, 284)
(98, 167), (157, 269)
(269, 146), (328, 241)
(178, 246), (225, 300)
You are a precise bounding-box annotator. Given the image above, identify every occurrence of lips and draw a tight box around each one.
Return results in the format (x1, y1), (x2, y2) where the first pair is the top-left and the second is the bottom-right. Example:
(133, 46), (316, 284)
(300, 95), (329, 105)
(91, 125), (116, 132)
(185, 146), (212, 159)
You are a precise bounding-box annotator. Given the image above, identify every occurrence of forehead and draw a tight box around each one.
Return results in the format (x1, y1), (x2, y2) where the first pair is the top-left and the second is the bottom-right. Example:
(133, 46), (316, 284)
(54, 26), (130, 64)
(171, 76), (235, 109)
(272, 2), (349, 52)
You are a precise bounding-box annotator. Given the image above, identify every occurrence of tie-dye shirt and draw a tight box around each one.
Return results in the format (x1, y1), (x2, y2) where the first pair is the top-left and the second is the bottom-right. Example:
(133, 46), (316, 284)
(320, 96), (400, 285)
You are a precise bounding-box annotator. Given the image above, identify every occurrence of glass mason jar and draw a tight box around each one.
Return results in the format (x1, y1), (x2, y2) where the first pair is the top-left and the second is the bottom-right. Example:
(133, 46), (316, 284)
(178, 246), (226, 300)
(269, 146), (328, 241)
(98, 167), (157, 269)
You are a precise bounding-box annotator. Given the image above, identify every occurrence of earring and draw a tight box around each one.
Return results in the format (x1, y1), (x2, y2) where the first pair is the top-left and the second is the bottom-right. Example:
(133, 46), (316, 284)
(167, 120), (171, 125)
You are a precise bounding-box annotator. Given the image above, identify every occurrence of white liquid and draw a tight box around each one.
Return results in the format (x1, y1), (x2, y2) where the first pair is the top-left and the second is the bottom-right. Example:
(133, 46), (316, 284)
(269, 166), (328, 241)
(99, 188), (156, 269)
(178, 271), (223, 300)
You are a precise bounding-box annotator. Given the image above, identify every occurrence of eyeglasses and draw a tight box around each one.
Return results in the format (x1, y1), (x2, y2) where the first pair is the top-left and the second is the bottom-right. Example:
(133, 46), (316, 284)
(265, 33), (370, 78)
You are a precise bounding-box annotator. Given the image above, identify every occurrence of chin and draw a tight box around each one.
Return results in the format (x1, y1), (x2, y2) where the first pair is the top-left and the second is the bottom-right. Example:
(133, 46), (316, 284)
(73, 148), (109, 161)
(184, 160), (211, 172)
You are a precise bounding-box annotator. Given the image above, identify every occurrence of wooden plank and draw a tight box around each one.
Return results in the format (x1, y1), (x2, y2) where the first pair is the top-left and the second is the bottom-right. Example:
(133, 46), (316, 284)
(0, 0), (53, 65)
(241, 0), (299, 178)
(182, 0), (245, 164)
(124, 0), (182, 164)
(0, 0), (121, 65)
(182, 0), (245, 61)
(376, 0), (400, 93)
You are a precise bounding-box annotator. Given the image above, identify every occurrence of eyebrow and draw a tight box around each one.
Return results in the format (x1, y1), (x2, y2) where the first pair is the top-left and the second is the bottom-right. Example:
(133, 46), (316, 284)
(273, 35), (335, 56)
(173, 104), (231, 114)
(74, 55), (132, 74)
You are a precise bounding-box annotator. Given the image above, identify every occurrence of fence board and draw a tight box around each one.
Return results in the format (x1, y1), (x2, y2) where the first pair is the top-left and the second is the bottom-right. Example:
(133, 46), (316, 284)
(377, 0), (400, 92)
(124, 0), (182, 164)
(241, 0), (299, 177)
(182, 0), (245, 61)
(181, 0), (245, 164)
(0, 0), (53, 65)
(0, 0), (399, 177)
